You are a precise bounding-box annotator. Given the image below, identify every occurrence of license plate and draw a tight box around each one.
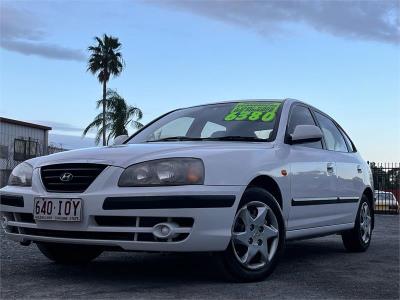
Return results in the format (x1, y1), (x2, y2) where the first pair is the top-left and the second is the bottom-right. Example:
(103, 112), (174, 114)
(34, 198), (82, 222)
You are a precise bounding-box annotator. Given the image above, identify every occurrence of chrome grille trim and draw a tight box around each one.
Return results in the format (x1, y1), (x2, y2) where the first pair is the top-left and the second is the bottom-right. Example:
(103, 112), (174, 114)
(40, 163), (107, 193)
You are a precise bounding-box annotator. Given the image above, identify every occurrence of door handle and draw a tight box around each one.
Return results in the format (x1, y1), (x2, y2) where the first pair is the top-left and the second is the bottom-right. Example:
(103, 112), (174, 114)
(357, 165), (362, 173)
(327, 162), (334, 173)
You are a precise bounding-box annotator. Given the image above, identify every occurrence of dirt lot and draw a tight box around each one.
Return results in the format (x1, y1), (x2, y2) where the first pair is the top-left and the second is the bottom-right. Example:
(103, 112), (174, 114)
(1, 215), (399, 299)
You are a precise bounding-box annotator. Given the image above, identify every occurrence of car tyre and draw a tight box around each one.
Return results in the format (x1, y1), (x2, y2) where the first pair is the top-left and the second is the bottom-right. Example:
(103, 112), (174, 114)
(341, 195), (373, 252)
(218, 187), (285, 282)
(36, 242), (103, 264)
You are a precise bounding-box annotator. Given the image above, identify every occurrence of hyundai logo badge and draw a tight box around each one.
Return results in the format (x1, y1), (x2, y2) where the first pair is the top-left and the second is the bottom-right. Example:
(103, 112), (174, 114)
(60, 172), (74, 182)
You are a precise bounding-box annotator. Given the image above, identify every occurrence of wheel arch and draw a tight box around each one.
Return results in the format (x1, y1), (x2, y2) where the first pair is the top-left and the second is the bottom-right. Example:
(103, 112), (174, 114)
(363, 187), (375, 229)
(247, 175), (283, 209)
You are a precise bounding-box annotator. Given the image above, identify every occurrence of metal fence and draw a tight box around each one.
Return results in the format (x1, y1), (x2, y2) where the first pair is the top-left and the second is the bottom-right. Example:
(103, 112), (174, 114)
(370, 162), (400, 214)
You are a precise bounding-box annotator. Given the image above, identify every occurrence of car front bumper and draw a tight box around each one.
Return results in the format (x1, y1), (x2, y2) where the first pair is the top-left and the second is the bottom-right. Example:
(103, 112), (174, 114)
(0, 166), (245, 252)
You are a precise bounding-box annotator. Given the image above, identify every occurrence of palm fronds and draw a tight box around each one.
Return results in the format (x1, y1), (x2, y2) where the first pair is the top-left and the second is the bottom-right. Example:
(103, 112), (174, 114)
(87, 34), (125, 145)
(87, 34), (125, 83)
(83, 89), (143, 145)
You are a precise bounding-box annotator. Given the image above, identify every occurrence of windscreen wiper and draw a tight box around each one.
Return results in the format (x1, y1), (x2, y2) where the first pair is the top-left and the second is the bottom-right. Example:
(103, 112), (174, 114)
(147, 135), (266, 142)
(147, 136), (204, 142)
(203, 136), (266, 142)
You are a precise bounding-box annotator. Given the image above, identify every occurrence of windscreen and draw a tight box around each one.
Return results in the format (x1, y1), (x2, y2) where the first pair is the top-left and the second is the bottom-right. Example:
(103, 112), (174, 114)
(127, 102), (282, 143)
(376, 193), (394, 200)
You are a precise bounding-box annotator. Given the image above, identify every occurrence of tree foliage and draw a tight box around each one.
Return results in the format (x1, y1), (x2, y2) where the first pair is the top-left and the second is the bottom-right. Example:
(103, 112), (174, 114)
(370, 162), (400, 190)
(87, 34), (124, 83)
(83, 89), (143, 145)
(87, 34), (124, 145)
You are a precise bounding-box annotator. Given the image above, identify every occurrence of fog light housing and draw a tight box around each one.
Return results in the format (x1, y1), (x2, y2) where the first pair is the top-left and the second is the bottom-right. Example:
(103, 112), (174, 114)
(161, 225), (170, 235)
(153, 222), (178, 239)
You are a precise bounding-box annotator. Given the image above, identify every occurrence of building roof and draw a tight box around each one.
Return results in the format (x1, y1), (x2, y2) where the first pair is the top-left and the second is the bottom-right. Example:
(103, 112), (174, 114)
(0, 117), (52, 131)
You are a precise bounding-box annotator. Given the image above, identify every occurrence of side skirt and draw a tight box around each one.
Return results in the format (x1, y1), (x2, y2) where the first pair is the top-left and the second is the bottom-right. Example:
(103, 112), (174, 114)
(285, 222), (354, 241)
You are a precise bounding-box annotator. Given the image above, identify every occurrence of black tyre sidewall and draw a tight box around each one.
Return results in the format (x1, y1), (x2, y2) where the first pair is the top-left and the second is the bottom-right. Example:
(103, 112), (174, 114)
(342, 195), (372, 252)
(37, 242), (103, 264)
(354, 196), (372, 250)
(221, 187), (285, 282)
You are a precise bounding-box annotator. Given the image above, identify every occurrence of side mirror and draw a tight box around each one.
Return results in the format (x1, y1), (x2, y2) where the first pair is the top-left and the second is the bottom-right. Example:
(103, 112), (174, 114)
(112, 135), (129, 146)
(290, 125), (323, 144)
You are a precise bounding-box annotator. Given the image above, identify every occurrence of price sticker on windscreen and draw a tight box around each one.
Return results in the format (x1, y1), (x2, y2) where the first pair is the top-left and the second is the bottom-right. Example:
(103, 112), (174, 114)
(224, 102), (281, 122)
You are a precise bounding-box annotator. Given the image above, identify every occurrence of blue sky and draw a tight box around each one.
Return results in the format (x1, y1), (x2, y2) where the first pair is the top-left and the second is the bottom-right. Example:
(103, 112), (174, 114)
(0, 0), (399, 162)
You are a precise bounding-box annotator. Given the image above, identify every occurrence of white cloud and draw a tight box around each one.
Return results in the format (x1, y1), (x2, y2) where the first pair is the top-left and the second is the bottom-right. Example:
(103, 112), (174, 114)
(0, 4), (85, 61)
(155, 0), (400, 44)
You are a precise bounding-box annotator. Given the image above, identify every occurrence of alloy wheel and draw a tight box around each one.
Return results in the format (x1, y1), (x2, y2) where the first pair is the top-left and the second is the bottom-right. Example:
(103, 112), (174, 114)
(231, 201), (279, 270)
(360, 202), (372, 244)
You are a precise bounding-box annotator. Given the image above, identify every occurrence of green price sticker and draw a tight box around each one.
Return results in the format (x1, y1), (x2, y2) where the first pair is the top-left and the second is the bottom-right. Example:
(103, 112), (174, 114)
(224, 102), (281, 122)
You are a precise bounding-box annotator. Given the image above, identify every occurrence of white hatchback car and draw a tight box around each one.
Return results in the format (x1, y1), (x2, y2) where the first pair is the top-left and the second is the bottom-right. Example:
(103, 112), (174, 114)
(0, 99), (374, 282)
(374, 191), (399, 213)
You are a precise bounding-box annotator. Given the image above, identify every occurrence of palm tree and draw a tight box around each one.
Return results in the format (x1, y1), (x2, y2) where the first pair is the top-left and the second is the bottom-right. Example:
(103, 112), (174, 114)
(83, 89), (143, 145)
(87, 34), (124, 146)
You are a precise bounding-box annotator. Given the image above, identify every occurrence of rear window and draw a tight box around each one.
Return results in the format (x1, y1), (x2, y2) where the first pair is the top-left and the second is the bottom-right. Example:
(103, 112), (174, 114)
(376, 193), (394, 200)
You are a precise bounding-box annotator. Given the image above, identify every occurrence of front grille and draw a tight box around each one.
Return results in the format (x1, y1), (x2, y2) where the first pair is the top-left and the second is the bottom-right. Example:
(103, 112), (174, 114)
(95, 216), (194, 228)
(40, 163), (107, 193)
(2, 213), (192, 243)
(20, 228), (133, 240)
(16, 213), (35, 223)
(94, 216), (193, 242)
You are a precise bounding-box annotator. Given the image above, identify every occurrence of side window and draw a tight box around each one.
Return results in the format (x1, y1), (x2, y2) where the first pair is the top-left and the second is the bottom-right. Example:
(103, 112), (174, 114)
(27, 140), (39, 159)
(147, 117), (194, 141)
(287, 105), (322, 149)
(338, 127), (355, 152)
(201, 121), (226, 138)
(14, 139), (27, 161)
(314, 112), (348, 152)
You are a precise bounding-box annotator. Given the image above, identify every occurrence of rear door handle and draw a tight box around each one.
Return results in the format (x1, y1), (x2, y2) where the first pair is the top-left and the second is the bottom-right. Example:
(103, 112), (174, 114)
(327, 162), (334, 173)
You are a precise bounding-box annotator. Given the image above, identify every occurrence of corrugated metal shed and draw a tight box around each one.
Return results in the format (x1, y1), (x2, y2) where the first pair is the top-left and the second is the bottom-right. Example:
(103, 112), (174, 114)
(0, 117), (52, 187)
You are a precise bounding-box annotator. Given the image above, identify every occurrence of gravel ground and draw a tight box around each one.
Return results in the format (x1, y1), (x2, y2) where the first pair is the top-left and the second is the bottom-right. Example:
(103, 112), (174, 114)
(1, 215), (399, 299)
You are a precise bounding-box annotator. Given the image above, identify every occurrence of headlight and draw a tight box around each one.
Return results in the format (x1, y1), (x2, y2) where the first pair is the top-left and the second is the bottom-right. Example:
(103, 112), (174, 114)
(119, 158), (204, 187)
(8, 162), (33, 187)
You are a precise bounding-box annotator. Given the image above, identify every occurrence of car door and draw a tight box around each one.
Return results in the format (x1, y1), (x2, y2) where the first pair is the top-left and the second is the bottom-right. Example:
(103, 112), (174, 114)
(286, 104), (338, 230)
(313, 111), (362, 224)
